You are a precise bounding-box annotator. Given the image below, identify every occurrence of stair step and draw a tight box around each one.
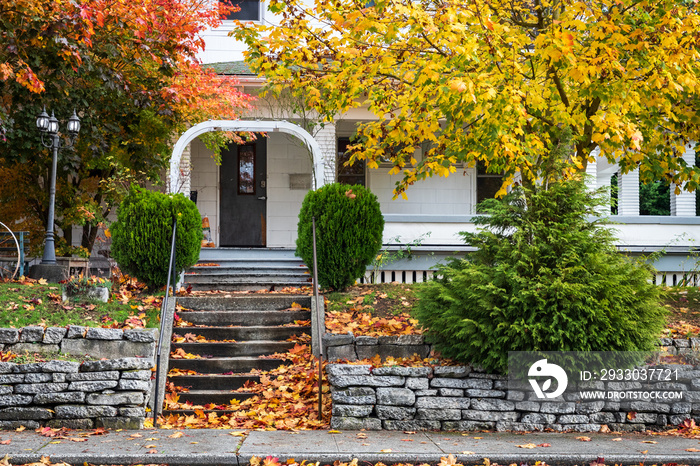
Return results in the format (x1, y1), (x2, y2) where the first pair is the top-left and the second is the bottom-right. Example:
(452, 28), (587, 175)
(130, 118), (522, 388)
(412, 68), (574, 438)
(177, 310), (310, 326)
(189, 264), (308, 273)
(184, 274), (311, 283)
(177, 295), (312, 311)
(169, 357), (288, 374)
(198, 248), (301, 260)
(185, 282), (309, 292)
(172, 326), (310, 341)
(172, 390), (257, 405)
(172, 341), (296, 357)
(168, 374), (260, 391)
(162, 409), (250, 417)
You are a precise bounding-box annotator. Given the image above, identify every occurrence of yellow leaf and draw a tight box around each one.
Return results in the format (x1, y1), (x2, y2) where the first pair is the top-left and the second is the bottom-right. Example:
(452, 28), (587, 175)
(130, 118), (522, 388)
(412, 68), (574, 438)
(168, 432), (184, 438)
(516, 443), (537, 449)
(328, 430), (341, 434)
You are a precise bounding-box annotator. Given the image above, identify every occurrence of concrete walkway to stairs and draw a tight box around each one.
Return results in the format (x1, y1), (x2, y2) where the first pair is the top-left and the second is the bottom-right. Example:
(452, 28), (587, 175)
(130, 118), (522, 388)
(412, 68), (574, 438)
(0, 428), (699, 465)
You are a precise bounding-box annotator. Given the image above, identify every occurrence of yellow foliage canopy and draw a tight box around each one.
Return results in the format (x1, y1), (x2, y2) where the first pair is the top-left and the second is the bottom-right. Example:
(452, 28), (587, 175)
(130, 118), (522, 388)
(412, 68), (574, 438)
(235, 0), (700, 196)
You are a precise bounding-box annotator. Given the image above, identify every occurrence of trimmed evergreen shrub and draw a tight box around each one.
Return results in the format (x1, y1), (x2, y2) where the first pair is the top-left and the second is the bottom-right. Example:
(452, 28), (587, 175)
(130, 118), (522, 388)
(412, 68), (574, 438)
(296, 183), (384, 291)
(413, 179), (667, 373)
(111, 186), (202, 289)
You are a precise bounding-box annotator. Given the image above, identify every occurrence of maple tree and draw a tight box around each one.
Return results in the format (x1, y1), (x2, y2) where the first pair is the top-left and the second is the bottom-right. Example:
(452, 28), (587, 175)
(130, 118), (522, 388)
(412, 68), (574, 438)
(0, 0), (251, 253)
(235, 0), (700, 197)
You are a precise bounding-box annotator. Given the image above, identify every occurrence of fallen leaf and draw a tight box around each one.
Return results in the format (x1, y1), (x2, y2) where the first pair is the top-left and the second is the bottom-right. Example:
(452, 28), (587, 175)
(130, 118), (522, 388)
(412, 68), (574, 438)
(15, 426), (25, 432)
(537, 443), (551, 447)
(168, 432), (184, 438)
(516, 443), (537, 449)
(611, 438), (622, 441)
(0, 440), (9, 445)
(356, 433), (368, 439)
(641, 441), (657, 444)
(599, 425), (610, 433)
(49, 441), (61, 444)
(686, 448), (700, 452)
(68, 438), (87, 442)
(576, 436), (592, 442)
(147, 449), (158, 454)
(230, 432), (246, 437)
(328, 430), (341, 434)
(401, 439), (413, 442)
(380, 449), (392, 453)
(473, 437), (483, 439)
(461, 451), (475, 454)
(641, 450), (648, 454)
(145, 444), (157, 448)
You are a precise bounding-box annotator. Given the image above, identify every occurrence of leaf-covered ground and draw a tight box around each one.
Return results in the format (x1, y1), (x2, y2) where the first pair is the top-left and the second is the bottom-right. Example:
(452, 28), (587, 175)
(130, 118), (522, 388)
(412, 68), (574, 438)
(0, 275), (160, 329)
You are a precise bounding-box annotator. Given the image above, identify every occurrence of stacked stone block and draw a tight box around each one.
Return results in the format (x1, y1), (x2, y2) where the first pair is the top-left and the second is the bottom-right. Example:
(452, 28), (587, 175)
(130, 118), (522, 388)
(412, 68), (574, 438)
(328, 363), (700, 432)
(0, 326), (156, 359)
(0, 357), (153, 430)
(324, 333), (700, 362)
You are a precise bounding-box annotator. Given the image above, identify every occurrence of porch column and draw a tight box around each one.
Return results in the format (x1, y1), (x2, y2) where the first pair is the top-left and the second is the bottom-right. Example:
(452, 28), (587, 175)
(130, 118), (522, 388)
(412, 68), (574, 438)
(585, 147), (599, 192)
(617, 168), (640, 216)
(670, 143), (697, 216)
(314, 122), (337, 186)
(168, 139), (192, 195)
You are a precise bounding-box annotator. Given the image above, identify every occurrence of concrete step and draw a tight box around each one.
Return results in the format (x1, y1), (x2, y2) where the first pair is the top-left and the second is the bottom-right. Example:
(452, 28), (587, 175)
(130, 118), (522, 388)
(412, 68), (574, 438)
(172, 326), (309, 342)
(172, 341), (296, 357)
(169, 357), (287, 374)
(177, 310), (310, 326)
(168, 374), (260, 391)
(184, 275), (310, 285)
(186, 266), (308, 276)
(198, 248), (301, 261)
(185, 282), (309, 291)
(172, 390), (257, 406)
(177, 295), (311, 311)
(162, 408), (249, 417)
(189, 259), (309, 273)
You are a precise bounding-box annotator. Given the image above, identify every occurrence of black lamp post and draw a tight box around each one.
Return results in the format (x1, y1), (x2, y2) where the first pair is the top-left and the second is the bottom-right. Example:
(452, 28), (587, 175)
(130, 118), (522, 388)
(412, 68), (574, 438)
(36, 107), (80, 264)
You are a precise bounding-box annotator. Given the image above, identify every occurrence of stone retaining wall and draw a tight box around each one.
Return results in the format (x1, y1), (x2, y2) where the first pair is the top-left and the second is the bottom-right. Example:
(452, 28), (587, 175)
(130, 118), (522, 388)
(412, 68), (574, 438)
(328, 360), (700, 433)
(323, 333), (699, 362)
(0, 357), (153, 430)
(0, 326), (157, 359)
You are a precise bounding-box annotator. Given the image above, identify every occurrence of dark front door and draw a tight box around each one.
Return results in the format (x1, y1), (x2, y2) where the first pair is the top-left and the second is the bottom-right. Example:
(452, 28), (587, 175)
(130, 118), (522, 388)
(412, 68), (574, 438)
(220, 137), (267, 246)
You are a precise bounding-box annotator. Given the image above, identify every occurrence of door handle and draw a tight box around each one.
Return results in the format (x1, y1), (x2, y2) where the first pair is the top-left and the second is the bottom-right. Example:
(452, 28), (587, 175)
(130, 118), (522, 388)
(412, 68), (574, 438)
(257, 196), (267, 200)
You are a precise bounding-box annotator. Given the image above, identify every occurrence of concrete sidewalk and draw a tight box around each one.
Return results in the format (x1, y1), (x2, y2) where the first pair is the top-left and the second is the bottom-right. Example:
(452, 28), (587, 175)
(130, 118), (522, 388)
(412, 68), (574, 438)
(0, 429), (699, 465)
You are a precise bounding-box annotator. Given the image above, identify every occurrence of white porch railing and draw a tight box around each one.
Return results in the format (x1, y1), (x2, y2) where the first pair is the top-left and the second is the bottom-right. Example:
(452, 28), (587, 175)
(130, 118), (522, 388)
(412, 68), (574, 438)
(362, 268), (699, 287)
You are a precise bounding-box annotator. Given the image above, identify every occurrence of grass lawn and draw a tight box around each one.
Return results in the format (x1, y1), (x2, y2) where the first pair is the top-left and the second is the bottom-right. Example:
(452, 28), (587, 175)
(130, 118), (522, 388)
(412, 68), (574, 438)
(0, 279), (161, 329)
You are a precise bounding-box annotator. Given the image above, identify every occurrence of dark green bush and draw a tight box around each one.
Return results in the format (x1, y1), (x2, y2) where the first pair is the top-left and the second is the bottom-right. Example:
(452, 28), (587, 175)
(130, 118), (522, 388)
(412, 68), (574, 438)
(111, 186), (202, 289)
(297, 183), (384, 291)
(413, 179), (667, 373)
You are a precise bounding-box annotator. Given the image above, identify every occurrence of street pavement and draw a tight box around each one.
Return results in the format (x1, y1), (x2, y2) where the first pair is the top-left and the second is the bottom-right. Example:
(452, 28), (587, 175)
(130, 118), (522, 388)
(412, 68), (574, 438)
(0, 429), (698, 465)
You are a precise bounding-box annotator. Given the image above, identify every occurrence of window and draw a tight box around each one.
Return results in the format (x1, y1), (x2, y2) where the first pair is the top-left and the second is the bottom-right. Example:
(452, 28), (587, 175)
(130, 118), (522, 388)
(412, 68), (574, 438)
(337, 138), (365, 186)
(475, 160), (503, 208)
(223, 0), (261, 21)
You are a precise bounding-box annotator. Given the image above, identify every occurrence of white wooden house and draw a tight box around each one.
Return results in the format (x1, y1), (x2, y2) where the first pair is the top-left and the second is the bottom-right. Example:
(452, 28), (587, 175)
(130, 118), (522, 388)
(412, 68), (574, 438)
(168, 2), (700, 285)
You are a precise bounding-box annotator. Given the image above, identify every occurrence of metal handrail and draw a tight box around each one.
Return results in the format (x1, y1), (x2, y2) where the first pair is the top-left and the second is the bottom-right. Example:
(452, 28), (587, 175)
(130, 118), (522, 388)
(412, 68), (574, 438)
(153, 219), (177, 427)
(312, 216), (323, 417)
